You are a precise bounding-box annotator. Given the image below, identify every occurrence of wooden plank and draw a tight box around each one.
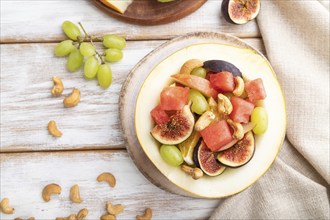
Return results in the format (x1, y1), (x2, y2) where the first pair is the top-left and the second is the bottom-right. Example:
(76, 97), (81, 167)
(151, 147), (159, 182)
(0, 39), (265, 152)
(0, 150), (220, 219)
(0, 0), (260, 43)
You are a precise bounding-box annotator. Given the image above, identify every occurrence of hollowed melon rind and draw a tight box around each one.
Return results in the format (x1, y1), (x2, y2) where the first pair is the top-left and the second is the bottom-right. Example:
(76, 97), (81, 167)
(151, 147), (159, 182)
(134, 34), (286, 198)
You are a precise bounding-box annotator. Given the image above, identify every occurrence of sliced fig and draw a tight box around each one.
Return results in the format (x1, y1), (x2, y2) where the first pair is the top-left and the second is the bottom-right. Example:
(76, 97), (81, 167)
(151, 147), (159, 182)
(221, 0), (261, 25)
(151, 104), (194, 145)
(195, 141), (226, 176)
(217, 131), (255, 168)
(203, 60), (242, 77)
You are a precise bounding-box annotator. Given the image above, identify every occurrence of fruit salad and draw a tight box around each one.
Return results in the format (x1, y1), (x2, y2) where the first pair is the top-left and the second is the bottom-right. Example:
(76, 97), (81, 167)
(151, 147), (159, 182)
(150, 59), (268, 179)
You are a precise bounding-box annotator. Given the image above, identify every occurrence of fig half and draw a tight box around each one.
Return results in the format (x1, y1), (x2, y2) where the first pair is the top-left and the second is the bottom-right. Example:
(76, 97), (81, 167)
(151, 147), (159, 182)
(217, 131), (255, 168)
(194, 141), (226, 176)
(203, 60), (242, 77)
(221, 0), (261, 25)
(151, 104), (194, 145)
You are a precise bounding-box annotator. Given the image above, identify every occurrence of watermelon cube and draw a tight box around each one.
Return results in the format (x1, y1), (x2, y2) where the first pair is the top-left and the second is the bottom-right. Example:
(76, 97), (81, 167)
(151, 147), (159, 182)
(209, 71), (235, 93)
(230, 96), (255, 123)
(245, 78), (267, 103)
(160, 86), (189, 111)
(150, 105), (170, 125)
(200, 120), (233, 152)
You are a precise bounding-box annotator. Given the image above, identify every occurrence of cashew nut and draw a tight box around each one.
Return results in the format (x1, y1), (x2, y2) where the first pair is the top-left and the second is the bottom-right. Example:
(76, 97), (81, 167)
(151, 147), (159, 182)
(208, 97), (217, 108)
(227, 119), (244, 140)
(0, 198), (14, 214)
(218, 94), (233, 115)
(194, 111), (215, 131)
(42, 183), (61, 202)
(181, 165), (203, 180)
(180, 59), (204, 75)
(136, 208), (152, 220)
(101, 214), (117, 220)
(106, 202), (124, 215)
(52, 76), (64, 97)
(77, 208), (89, 220)
(70, 184), (82, 203)
(97, 172), (116, 188)
(15, 218), (35, 220)
(233, 76), (245, 97)
(56, 214), (76, 220)
(63, 88), (80, 108)
(48, 120), (62, 137)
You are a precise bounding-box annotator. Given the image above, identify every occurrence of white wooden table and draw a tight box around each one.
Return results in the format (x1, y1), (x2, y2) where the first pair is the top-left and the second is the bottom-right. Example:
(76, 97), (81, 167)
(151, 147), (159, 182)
(0, 1), (265, 219)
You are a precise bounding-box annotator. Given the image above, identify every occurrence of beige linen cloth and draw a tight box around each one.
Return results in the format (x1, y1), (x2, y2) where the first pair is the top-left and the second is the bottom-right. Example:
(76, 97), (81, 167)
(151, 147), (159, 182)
(211, 1), (329, 219)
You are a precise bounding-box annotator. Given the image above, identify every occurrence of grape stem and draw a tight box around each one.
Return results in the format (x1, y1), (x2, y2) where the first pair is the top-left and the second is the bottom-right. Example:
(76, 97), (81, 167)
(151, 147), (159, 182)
(78, 22), (105, 64)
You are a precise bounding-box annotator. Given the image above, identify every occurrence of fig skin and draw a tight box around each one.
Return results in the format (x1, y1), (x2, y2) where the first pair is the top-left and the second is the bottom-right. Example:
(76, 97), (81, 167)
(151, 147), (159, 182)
(217, 131), (255, 168)
(203, 60), (242, 77)
(221, 0), (236, 24)
(196, 141), (226, 176)
(221, 0), (261, 25)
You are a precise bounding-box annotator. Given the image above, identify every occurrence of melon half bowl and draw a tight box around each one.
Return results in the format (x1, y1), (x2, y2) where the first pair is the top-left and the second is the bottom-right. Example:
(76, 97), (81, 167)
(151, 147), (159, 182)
(121, 32), (286, 198)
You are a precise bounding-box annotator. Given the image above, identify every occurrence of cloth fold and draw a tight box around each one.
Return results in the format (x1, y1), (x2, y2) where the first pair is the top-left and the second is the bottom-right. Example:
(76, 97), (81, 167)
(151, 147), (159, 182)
(211, 1), (329, 219)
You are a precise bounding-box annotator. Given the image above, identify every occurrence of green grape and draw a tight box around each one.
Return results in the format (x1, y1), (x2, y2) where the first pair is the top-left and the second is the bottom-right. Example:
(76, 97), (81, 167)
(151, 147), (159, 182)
(84, 56), (99, 79)
(62, 20), (81, 41)
(54, 40), (75, 57)
(66, 48), (84, 72)
(159, 145), (183, 167)
(103, 34), (126, 50)
(105, 48), (123, 62)
(79, 42), (95, 57)
(191, 67), (207, 78)
(251, 107), (268, 135)
(188, 89), (209, 115)
(97, 64), (112, 89)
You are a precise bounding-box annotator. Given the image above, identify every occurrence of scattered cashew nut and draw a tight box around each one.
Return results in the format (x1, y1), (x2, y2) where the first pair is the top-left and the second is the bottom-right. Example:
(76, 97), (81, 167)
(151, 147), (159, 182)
(0, 198), (14, 214)
(194, 111), (215, 131)
(70, 184), (82, 203)
(136, 208), (152, 220)
(180, 59), (204, 75)
(52, 76), (64, 97)
(227, 119), (244, 140)
(233, 76), (245, 97)
(63, 88), (80, 108)
(97, 172), (116, 188)
(217, 94), (233, 115)
(181, 165), (203, 180)
(101, 214), (117, 220)
(15, 218), (35, 220)
(56, 214), (77, 220)
(107, 202), (124, 215)
(42, 183), (61, 202)
(48, 120), (62, 137)
(77, 208), (89, 220)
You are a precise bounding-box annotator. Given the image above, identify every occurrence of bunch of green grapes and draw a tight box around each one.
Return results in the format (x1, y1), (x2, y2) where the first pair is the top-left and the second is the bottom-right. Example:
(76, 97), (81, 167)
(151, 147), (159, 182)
(54, 21), (126, 89)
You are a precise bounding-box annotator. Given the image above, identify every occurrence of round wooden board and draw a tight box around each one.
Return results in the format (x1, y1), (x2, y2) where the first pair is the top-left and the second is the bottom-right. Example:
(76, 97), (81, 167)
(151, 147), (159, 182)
(120, 32), (272, 198)
(93, 0), (207, 25)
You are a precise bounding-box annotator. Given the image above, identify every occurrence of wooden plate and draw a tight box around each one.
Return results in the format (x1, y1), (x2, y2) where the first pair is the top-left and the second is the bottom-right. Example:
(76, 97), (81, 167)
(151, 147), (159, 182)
(120, 32), (286, 198)
(93, 0), (207, 25)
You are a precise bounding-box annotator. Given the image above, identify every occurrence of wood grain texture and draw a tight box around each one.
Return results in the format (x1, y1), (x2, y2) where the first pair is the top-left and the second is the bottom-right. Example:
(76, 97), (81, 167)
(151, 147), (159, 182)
(0, 150), (220, 219)
(0, 39), (265, 152)
(0, 0), (260, 43)
(94, 0), (207, 25)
